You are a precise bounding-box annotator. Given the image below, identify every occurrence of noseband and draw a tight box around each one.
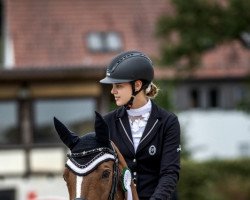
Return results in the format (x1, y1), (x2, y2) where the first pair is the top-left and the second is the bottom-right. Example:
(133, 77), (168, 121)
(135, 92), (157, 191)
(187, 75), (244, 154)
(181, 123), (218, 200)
(66, 145), (119, 200)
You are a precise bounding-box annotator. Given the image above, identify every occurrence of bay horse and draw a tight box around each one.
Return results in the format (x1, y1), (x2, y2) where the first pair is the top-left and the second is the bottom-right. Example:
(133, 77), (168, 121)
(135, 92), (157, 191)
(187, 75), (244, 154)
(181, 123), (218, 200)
(54, 112), (139, 200)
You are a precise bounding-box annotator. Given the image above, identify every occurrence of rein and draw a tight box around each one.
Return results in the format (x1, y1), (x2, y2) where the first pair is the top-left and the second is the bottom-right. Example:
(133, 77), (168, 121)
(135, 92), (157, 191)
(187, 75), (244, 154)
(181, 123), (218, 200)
(67, 145), (120, 200)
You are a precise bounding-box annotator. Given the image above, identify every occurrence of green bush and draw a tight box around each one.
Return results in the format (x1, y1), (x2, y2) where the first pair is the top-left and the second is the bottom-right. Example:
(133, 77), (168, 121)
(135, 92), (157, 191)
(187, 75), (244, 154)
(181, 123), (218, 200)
(177, 159), (250, 200)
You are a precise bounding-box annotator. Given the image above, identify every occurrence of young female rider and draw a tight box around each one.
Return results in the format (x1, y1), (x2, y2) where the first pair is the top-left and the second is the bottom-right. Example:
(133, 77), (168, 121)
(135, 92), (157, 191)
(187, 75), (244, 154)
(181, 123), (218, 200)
(100, 51), (181, 200)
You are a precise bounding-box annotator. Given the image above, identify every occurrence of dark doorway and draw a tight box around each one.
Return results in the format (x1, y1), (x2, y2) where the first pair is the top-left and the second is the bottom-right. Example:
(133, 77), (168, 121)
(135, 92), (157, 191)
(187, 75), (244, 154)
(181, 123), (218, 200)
(209, 88), (218, 108)
(0, 188), (16, 200)
(190, 88), (200, 108)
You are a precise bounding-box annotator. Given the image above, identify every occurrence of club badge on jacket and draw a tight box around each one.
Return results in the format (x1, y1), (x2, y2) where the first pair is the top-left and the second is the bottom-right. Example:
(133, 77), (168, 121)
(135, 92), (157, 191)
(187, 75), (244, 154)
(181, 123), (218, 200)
(149, 145), (156, 156)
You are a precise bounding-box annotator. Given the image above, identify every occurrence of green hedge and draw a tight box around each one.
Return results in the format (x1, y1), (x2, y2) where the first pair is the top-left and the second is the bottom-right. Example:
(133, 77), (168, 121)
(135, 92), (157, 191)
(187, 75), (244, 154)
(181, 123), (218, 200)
(177, 159), (250, 200)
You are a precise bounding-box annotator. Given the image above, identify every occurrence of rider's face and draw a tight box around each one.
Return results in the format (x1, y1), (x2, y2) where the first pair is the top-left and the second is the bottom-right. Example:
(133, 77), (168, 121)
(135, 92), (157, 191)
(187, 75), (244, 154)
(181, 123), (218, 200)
(111, 83), (132, 106)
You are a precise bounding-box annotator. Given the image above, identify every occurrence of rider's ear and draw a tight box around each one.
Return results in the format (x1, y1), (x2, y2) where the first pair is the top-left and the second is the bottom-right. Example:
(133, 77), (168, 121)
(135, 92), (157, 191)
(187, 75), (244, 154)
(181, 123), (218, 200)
(134, 80), (143, 92)
(94, 111), (110, 145)
(53, 117), (80, 150)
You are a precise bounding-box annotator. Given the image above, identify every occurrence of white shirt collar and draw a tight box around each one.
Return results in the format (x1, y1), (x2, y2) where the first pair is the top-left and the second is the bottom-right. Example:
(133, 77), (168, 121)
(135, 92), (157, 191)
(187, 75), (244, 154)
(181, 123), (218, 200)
(127, 100), (152, 116)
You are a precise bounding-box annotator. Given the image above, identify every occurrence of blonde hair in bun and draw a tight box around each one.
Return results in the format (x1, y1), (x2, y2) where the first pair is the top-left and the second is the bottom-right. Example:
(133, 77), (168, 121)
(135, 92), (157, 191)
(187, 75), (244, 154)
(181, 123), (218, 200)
(145, 82), (159, 99)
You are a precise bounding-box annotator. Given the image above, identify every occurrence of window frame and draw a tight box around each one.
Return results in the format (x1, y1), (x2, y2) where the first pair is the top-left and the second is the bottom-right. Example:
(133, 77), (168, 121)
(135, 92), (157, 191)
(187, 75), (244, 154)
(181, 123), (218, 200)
(0, 99), (20, 147)
(31, 97), (97, 145)
(86, 31), (123, 53)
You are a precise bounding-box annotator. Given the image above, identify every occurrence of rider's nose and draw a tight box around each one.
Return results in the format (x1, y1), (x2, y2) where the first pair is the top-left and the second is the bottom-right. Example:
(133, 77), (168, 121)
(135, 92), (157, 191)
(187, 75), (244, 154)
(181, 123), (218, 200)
(111, 88), (115, 94)
(111, 85), (117, 94)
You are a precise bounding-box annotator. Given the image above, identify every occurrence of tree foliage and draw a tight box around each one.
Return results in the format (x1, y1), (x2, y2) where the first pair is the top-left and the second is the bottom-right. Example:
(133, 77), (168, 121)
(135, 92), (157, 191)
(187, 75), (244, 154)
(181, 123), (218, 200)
(178, 159), (250, 200)
(156, 0), (250, 68)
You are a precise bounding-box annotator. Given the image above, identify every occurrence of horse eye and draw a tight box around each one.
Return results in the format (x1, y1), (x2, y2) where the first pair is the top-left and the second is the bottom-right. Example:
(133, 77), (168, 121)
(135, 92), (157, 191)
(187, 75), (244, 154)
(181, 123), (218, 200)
(63, 168), (69, 182)
(102, 170), (111, 179)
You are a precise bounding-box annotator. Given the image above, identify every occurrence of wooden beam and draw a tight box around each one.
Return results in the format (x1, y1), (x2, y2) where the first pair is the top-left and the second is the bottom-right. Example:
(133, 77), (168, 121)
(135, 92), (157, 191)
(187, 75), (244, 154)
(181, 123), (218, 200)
(0, 85), (20, 99)
(30, 82), (101, 98)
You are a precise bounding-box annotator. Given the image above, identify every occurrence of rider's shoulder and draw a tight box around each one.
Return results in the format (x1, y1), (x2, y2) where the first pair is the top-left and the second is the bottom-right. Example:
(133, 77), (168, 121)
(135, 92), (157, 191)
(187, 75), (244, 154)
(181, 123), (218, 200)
(103, 106), (124, 121)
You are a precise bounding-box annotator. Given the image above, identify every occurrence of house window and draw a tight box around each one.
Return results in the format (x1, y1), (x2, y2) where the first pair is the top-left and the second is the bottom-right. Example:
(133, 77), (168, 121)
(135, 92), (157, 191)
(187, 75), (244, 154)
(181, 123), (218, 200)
(33, 98), (96, 144)
(0, 101), (20, 145)
(189, 88), (200, 108)
(87, 32), (122, 52)
(240, 31), (250, 49)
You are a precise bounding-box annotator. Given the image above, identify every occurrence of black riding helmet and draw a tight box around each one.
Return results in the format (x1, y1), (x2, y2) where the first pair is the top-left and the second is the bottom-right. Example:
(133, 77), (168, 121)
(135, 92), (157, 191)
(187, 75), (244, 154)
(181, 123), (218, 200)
(100, 50), (154, 84)
(100, 50), (154, 109)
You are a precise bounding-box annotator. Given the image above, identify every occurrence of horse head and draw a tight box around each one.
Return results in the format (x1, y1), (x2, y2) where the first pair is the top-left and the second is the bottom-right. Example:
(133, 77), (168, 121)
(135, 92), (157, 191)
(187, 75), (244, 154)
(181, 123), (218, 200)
(54, 112), (138, 200)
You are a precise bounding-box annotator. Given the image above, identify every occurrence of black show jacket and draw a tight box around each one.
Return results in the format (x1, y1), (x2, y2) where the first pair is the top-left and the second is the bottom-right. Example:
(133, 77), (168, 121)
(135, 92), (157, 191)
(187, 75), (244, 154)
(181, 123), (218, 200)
(104, 101), (181, 200)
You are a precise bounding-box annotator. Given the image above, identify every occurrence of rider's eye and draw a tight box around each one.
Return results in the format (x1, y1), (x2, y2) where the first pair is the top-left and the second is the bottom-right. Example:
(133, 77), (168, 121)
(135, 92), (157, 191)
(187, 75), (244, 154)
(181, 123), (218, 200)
(102, 170), (111, 179)
(115, 83), (123, 89)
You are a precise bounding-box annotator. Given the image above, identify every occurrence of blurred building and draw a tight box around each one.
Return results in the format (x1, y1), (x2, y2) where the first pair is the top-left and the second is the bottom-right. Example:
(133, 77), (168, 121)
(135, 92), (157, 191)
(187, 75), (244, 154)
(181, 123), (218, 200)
(171, 41), (250, 110)
(0, 0), (250, 199)
(0, 1), (172, 199)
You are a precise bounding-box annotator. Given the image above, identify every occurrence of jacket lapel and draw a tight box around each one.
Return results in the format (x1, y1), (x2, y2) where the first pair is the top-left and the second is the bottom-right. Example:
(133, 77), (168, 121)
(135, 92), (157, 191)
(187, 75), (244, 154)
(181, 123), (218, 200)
(136, 101), (161, 154)
(116, 107), (135, 154)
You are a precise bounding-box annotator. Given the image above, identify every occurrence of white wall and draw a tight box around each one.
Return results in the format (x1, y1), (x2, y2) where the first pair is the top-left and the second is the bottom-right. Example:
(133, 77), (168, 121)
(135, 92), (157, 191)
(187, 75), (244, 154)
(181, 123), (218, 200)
(178, 110), (250, 161)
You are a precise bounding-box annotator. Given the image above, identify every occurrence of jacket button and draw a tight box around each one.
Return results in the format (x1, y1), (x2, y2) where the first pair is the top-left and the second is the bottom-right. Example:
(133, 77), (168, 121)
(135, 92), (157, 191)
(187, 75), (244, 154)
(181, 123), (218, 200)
(133, 172), (137, 176)
(133, 159), (136, 163)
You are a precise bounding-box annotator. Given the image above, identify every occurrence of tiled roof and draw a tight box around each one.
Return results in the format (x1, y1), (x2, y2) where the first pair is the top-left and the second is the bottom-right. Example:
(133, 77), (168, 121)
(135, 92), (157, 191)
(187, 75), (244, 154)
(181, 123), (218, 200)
(155, 41), (250, 80)
(6, 0), (171, 68)
(5, 0), (250, 79)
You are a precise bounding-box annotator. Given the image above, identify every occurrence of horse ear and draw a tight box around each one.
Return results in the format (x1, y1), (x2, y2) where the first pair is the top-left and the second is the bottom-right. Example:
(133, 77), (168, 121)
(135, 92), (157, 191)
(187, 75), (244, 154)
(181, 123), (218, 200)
(94, 111), (110, 144)
(53, 117), (80, 150)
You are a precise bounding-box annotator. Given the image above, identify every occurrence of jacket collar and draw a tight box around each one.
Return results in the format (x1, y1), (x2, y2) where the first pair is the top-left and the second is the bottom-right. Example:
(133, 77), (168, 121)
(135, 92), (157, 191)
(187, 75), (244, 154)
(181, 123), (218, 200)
(115, 100), (162, 120)
(114, 100), (162, 154)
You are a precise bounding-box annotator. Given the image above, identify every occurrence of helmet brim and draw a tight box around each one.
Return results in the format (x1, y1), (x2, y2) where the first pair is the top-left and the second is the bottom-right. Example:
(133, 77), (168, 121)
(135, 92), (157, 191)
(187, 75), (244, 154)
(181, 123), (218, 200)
(100, 77), (133, 84)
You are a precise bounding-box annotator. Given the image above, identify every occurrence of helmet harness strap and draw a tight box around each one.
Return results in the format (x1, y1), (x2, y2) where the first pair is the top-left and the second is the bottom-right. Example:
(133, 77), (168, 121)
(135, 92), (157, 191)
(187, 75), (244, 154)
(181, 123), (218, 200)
(124, 81), (149, 110)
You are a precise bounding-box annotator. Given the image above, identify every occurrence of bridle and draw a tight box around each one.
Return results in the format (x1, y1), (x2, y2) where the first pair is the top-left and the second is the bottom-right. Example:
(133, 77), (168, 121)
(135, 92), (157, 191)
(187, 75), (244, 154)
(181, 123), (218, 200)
(66, 144), (119, 200)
